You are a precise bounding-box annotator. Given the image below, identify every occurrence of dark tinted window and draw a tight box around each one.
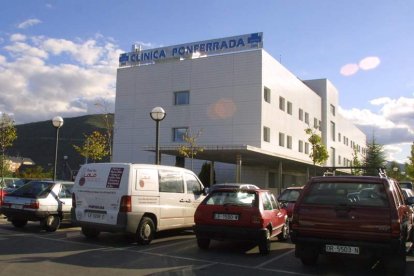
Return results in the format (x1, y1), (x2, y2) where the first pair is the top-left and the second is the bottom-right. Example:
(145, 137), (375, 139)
(278, 189), (301, 202)
(10, 181), (54, 198)
(303, 182), (389, 207)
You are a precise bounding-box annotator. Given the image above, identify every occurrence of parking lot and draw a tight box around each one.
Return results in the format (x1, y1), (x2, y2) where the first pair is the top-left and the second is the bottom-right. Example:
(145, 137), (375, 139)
(0, 217), (413, 276)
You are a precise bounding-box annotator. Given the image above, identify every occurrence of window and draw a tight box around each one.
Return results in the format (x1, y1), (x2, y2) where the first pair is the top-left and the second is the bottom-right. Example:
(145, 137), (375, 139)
(173, 127), (188, 142)
(287, 101), (292, 115)
(261, 193), (273, 210)
(263, 126), (270, 142)
(305, 112), (309, 124)
(330, 104), (336, 116)
(287, 135), (292, 149)
(279, 96), (285, 111)
(305, 142), (309, 154)
(159, 170), (184, 193)
(338, 155), (341, 165)
(279, 132), (285, 147)
(264, 87), (271, 103)
(299, 109), (303, 121)
(185, 173), (202, 194)
(330, 121), (335, 141)
(338, 133), (341, 142)
(314, 118), (318, 128)
(298, 140), (303, 153)
(174, 91), (190, 105)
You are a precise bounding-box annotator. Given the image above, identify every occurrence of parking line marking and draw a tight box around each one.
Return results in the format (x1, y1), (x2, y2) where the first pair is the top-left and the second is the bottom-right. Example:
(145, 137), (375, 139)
(10, 232), (314, 275)
(254, 249), (294, 268)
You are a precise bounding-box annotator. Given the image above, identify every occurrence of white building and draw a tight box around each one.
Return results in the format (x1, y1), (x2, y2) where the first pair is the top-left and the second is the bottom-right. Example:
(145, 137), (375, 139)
(113, 33), (366, 192)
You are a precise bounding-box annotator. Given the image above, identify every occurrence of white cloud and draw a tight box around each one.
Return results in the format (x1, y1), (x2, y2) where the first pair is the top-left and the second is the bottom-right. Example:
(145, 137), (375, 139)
(10, 33), (26, 42)
(340, 63), (359, 76)
(339, 96), (414, 163)
(340, 56), (381, 76)
(359, 56), (380, 70)
(17, 18), (42, 29)
(0, 33), (122, 124)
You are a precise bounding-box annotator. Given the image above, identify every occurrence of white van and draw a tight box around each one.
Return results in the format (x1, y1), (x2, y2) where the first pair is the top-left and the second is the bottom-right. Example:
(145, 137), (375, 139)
(71, 163), (207, 244)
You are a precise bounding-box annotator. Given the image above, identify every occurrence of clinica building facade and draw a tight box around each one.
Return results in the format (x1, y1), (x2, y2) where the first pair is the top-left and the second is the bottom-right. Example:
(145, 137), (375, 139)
(113, 33), (366, 192)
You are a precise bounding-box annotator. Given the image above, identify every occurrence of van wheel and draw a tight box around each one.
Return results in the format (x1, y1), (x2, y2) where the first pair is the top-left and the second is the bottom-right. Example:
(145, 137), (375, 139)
(277, 220), (289, 241)
(258, 228), (271, 254)
(136, 217), (155, 245)
(43, 215), (61, 232)
(81, 227), (100, 239)
(11, 219), (27, 228)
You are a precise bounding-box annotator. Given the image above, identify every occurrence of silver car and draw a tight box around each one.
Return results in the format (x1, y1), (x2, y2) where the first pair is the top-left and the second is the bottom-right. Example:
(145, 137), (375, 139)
(1, 180), (73, 232)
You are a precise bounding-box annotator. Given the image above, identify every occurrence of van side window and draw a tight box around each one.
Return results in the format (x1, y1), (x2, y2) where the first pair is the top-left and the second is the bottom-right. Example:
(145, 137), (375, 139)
(185, 173), (202, 194)
(159, 170), (184, 193)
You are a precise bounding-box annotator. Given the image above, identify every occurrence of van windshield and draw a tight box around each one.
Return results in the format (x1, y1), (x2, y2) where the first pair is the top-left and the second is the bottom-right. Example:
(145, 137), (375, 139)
(303, 182), (389, 207)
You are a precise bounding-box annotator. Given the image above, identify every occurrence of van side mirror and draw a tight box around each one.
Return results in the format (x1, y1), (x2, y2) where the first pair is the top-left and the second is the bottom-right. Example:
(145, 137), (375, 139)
(203, 187), (209, 195)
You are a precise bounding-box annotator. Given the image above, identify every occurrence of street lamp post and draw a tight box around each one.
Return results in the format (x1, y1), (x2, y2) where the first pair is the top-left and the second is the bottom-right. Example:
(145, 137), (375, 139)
(52, 116), (64, 181)
(150, 107), (166, 165)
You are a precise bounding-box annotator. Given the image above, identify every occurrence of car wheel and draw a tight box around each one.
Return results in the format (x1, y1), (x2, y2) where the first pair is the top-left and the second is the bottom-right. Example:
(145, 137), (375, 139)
(296, 244), (318, 266)
(11, 219), (27, 228)
(197, 238), (210, 249)
(81, 227), (100, 239)
(43, 215), (61, 232)
(277, 220), (289, 241)
(258, 228), (271, 255)
(136, 216), (155, 245)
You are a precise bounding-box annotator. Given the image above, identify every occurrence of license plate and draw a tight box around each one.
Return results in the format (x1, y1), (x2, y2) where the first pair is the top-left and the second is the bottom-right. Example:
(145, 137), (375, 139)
(11, 204), (23, 209)
(85, 211), (106, 221)
(214, 213), (239, 220)
(326, 244), (360, 255)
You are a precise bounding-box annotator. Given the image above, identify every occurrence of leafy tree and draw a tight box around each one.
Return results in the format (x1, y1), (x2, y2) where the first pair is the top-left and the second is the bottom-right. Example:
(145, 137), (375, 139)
(351, 147), (363, 175)
(386, 161), (402, 180)
(363, 136), (386, 176)
(404, 142), (414, 180)
(73, 131), (109, 163)
(94, 100), (114, 161)
(305, 127), (329, 175)
(17, 165), (52, 179)
(0, 113), (17, 179)
(198, 162), (216, 187)
(177, 129), (204, 171)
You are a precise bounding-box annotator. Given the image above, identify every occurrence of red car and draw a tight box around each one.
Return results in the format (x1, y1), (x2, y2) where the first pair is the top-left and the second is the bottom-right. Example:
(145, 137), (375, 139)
(194, 187), (289, 254)
(277, 186), (303, 220)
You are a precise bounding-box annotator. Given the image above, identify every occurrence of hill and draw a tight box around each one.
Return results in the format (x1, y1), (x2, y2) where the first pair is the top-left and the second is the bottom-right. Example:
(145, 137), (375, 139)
(8, 114), (114, 178)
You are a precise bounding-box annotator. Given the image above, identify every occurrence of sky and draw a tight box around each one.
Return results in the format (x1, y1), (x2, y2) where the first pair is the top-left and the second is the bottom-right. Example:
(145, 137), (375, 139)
(0, 0), (413, 164)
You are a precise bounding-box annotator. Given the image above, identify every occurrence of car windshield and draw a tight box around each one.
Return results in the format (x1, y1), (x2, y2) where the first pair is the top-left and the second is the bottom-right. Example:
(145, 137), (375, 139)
(205, 190), (257, 207)
(9, 181), (54, 198)
(303, 182), (389, 207)
(279, 189), (301, 202)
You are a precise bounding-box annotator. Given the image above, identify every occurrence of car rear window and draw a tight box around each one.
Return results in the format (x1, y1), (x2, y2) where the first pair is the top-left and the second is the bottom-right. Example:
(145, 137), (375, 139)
(10, 181), (54, 198)
(303, 182), (389, 207)
(205, 190), (257, 207)
(279, 189), (301, 202)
